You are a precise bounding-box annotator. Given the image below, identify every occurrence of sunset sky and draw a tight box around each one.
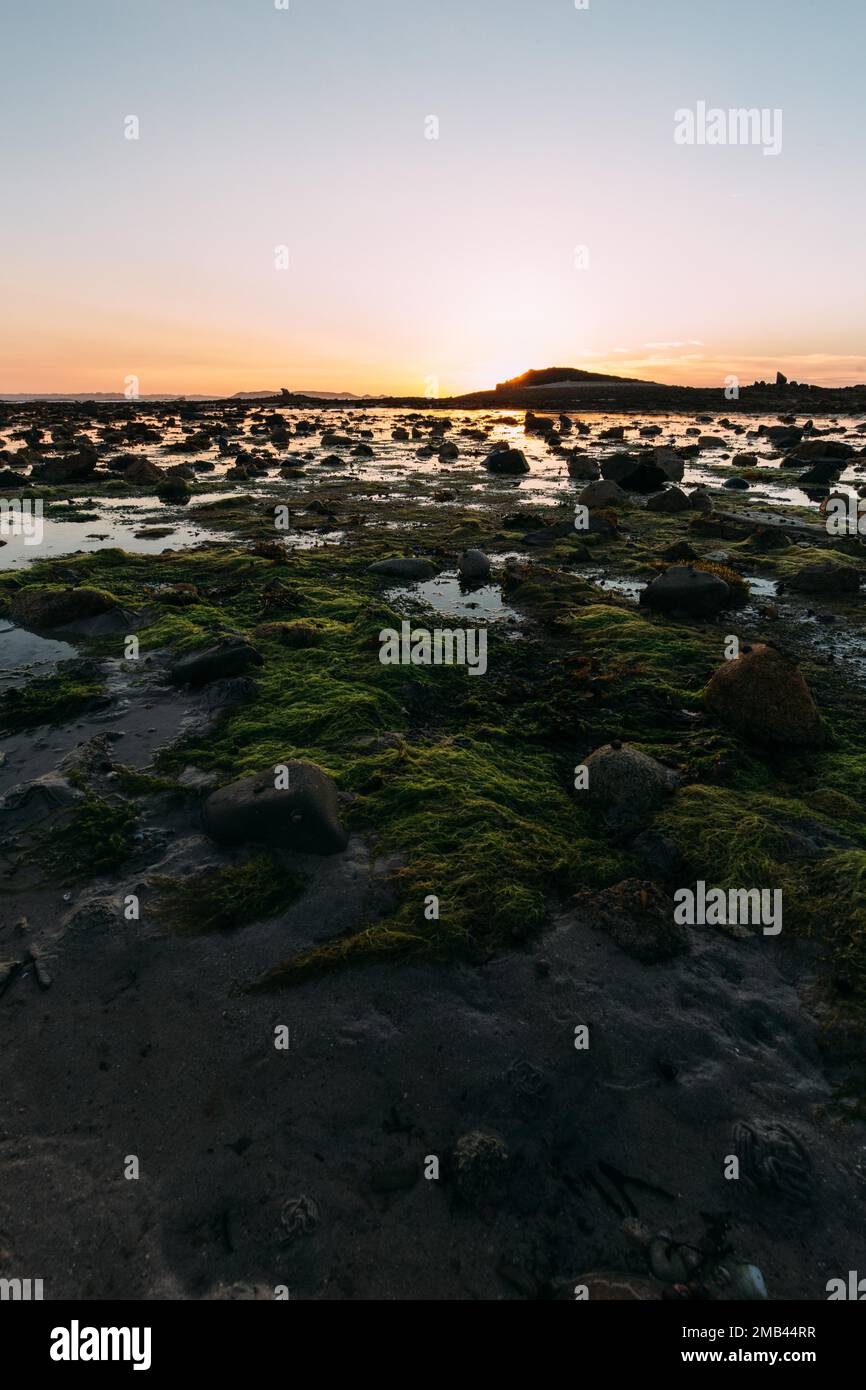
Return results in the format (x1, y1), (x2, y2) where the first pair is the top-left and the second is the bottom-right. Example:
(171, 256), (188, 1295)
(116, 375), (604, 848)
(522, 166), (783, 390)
(2, 0), (865, 396)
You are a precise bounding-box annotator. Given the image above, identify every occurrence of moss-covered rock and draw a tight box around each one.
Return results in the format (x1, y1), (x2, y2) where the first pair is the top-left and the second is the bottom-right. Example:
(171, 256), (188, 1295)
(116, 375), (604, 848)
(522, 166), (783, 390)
(10, 586), (118, 631)
(704, 643), (824, 748)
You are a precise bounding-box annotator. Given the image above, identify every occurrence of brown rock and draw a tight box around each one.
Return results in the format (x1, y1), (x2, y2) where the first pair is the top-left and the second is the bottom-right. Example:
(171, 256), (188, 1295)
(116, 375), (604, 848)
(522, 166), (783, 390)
(704, 643), (824, 747)
(10, 586), (117, 630)
(123, 457), (165, 485)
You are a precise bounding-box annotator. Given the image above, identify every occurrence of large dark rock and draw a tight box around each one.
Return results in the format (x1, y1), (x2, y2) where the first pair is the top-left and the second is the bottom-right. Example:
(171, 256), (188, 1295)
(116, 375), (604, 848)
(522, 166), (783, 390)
(566, 453), (599, 480)
(39, 448), (98, 483)
(704, 642), (823, 747)
(201, 760), (348, 854)
(649, 446), (686, 482)
(766, 425), (803, 448)
(797, 460), (844, 485)
(790, 439), (855, 462)
(786, 561), (860, 595)
(368, 557), (439, 580)
(484, 446), (530, 475)
(170, 636), (264, 687)
(10, 586), (117, 631)
(640, 565), (730, 616)
(582, 741), (679, 829)
(578, 479), (627, 507)
(123, 457), (165, 484)
(458, 548), (491, 582)
(451, 1131), (510, 1209)
(600, 453), (667, 492)
(646, 486), (690, 513)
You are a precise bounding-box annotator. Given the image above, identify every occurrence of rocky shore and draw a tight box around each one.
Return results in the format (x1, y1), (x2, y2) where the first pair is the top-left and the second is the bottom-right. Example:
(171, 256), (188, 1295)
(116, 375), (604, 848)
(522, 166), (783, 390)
(1, 397), (865, 1300)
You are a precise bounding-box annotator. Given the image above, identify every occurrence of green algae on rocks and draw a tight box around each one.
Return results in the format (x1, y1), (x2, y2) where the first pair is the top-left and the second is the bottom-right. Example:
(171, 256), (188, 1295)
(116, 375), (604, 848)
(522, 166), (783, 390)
(3, 491), (866, 1025)
(151, 854), (306, 934)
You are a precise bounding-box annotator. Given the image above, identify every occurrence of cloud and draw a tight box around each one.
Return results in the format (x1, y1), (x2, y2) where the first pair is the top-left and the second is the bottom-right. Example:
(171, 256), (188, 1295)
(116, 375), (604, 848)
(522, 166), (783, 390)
(643, 339), (705, 350)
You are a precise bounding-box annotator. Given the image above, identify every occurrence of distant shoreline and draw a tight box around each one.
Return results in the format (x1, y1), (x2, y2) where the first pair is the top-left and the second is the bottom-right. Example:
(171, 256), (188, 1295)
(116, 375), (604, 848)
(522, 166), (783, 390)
(3, 378), (866, 414)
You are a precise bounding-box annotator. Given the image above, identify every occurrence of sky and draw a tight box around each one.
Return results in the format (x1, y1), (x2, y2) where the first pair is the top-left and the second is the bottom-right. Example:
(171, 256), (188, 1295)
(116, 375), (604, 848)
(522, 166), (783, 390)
(1, 0), (865, 396)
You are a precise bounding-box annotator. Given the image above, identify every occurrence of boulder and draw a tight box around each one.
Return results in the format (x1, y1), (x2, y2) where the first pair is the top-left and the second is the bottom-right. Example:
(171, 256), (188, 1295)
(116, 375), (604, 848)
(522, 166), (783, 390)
(458, 548), (491, 582)
(649, 446), (685, 482)
(123, 457), (165, 485)
(704, 642), (823, 746)
(0, 771), (83, 832)
(600, 454), (668, 492)
(524, 521), (588, 549)
(646, 486), (690, 513)
(578, 479), (627, 508)
(790, 439), (855, 462)
(798, 460), (844, 485)
(640, 565), (730, 616)
(39, 449), (98, 483)
(687, 489), (713, 512)
(201, 760), (348, 854)
(786, 561), (860, 595)
(484, 446), (530, 475)
(169, 636), (264, 687)
(582, 741), (679, 828)
(368, 557), (439, 580)
(10, 586), (117, 631)
(567, 454), (599, 480)
(765, 426), (802, 448)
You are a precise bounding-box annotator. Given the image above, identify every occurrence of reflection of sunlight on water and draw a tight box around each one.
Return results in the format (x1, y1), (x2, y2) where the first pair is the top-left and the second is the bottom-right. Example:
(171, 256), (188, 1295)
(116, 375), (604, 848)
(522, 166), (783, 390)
(580, 571), (644, 602)
(0, 506), (225, 569)
(3, 407), (864, 570)
(280, 530), (345, 550)
(385, 572), (524, 624)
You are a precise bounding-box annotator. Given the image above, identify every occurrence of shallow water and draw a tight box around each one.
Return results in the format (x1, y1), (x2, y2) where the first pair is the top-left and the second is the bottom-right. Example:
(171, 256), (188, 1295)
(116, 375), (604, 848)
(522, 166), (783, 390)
(3, 406), (865, 570)
(0, 620), (78, 684)
(385, 572), (524, 624)
(0, 494), (229, 568)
